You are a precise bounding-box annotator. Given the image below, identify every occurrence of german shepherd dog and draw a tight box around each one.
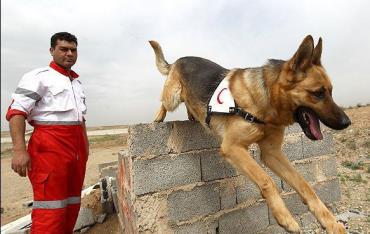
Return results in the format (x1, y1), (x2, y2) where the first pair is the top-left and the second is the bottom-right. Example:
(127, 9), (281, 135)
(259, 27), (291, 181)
(149, 35), (351, 233)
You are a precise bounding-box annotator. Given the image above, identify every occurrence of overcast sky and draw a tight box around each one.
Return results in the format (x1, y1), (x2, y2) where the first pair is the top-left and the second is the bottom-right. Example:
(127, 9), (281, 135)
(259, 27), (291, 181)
(2, 0), (370, 131)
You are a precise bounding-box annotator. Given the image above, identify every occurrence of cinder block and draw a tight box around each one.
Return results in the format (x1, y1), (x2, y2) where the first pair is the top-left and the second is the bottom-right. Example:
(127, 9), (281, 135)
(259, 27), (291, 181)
(282, 157), (338, 191)
(283, 134), (303, 161)
(174, 222), (208, 234)
(99, 165), (118, 179)
(318, 156), (338, 179)
(302, 132), (334, 158)
(173, 220), (218, 234)
(236, 177), (261, 204)
(74, 207), (95, 231)
(283, 193), (308, 216)
(219, 202), (269, 234)
(168, 121), (220, 153)
(256, 224), (286, 234)
(200, 149), (238, 182)
(132, 152), (201, 195)
(236, 169), (282, 205)
(300, 212), (317, 228)
(220, 182), (237, 209)
(282, 161), (316, 191)
(127, 122), (172, 157)
(315, 179), (341, 204)
(167, 183), (220, 222)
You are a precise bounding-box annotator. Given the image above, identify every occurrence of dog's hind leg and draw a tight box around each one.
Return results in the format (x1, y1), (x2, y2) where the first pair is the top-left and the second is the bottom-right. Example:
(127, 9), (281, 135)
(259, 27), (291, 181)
(186, 106), (195, 121)
(154, 104), (167, 122)
(220, 125), (300, 233)
(154, 69), (182, 122)
(258, 127), (345, 234)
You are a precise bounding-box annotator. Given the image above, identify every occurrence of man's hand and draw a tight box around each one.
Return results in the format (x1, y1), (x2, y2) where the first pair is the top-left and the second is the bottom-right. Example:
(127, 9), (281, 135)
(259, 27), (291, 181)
(11, 149), (31, 177)
(9, 115), (29, 177)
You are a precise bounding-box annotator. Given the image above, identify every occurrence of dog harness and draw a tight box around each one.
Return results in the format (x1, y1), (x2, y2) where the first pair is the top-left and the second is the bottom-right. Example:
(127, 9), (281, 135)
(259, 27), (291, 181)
(205, 78), (265, 126)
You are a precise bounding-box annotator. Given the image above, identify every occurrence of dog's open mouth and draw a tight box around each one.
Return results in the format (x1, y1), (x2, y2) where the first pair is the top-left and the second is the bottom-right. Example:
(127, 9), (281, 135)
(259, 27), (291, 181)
(294, 107), (323, 141)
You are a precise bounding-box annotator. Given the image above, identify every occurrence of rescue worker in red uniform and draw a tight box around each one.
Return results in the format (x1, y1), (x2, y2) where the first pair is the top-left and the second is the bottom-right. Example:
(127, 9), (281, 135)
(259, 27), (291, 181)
(6, 32), (89, 233)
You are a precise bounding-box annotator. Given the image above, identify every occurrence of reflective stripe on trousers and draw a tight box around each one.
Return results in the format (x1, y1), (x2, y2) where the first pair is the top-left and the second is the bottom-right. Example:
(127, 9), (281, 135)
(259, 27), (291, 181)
(33, 197), (81, 209)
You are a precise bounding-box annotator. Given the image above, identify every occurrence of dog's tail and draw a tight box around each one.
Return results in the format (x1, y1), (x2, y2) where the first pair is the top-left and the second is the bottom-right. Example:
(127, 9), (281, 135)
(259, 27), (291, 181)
(149, 40), (171, 75)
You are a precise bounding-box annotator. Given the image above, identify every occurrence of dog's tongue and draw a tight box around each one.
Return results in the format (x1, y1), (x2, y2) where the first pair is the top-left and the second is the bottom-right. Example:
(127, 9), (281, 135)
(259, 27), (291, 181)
(307, 112), (323, 140)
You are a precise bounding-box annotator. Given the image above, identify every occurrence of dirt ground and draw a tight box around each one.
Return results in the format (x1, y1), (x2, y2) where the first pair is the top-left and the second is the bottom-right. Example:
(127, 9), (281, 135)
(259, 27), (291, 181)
(1, 106), (369, 233)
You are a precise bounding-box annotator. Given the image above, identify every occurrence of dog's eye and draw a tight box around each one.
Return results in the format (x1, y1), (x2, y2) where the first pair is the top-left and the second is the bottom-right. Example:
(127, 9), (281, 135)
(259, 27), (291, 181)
(311, 90), (325, 100)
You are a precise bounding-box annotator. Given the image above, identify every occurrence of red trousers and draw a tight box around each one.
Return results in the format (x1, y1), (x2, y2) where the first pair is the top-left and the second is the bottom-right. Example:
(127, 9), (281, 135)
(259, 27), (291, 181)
(27, 124), (88, 234)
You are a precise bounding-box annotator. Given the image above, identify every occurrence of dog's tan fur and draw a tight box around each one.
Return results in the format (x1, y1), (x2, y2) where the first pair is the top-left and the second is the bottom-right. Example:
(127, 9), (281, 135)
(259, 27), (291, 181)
(149, 36), (348, 233)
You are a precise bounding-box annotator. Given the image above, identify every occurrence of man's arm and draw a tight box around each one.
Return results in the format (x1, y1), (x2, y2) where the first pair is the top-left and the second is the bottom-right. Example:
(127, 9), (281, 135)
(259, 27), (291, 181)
(9, 115), (31, 177)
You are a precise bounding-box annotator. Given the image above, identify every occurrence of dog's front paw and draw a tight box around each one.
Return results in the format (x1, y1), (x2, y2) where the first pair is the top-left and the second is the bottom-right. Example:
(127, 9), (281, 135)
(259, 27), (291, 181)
(276, 215), (300, 233)
(284, 220), (301, 233)
(325, 222), (346, 234)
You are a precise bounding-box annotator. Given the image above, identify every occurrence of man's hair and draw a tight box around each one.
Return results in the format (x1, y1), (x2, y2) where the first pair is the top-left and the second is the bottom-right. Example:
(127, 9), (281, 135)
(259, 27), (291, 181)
(50, 32), (78, 48)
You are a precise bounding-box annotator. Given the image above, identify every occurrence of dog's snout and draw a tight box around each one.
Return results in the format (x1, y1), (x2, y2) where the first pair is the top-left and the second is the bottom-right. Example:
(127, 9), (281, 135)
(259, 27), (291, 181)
(340, 115), (351, 129)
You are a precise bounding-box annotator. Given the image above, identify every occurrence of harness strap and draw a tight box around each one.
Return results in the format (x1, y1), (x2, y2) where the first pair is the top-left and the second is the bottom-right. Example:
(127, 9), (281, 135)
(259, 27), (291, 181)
(230, 107), (265, 124)
(206, 106), (265, 126)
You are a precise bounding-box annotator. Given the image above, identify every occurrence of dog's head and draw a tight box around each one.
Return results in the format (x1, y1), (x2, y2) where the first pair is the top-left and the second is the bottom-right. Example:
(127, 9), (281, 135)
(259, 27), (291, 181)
(280, 35), (351, 140)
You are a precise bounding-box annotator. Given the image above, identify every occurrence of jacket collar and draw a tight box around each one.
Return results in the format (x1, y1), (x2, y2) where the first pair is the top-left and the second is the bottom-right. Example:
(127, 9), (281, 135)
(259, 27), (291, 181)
(49, 61), (79, 79)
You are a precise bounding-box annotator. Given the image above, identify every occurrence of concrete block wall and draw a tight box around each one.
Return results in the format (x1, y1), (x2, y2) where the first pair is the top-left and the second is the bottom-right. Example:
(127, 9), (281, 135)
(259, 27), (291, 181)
(117, 121), (340, 233)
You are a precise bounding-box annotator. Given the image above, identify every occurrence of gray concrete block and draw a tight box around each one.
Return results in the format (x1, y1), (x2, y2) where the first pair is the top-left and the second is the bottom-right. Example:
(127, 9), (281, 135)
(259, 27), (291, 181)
(219, 202), (269, 234)
(168, 121), (220, 153)
(168, 183), (220, 222)
(174, 222), (208, 234)
(174, 220), (218, 234)
(133, 152), (201, 195)
(74, 207), (95, 231)
(256, 224), (287, 234)
(283, 193), (308, 216)
(127, 122), (172, 157)
(236, 169), (282, 204)
(294, 162), (317, 183)
(318, 156), (338, 179)
(99, 165), (118, 179)
(236, 177), (260, 204)
(302, 132), (334, 158)
(96, 213), (107, 223)
(300, 212), (317, 228)
(200, 149), (238, 182)
(315, 179), (341, 204)
(220, 183), (237, 209)
(283, 135), (303, 161)
(282, 161), (316, 192)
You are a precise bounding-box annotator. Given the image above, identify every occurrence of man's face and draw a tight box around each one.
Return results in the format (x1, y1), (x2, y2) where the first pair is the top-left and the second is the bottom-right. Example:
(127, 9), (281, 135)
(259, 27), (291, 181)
(49, 39), (78, 70)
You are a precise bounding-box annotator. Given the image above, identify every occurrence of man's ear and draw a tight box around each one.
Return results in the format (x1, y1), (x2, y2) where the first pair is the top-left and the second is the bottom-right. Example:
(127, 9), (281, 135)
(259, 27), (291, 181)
(289, 35), (314, 72)
(312, 37), (322, 66)
(49, 47), (54, 56)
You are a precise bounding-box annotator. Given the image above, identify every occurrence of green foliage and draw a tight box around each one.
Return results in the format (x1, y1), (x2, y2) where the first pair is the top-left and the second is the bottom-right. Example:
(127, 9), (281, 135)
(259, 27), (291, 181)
(341, 160), (364, 170)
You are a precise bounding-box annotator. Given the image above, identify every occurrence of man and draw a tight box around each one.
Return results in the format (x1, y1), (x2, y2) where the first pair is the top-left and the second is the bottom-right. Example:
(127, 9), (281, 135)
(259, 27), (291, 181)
(6, 32), (89, 233)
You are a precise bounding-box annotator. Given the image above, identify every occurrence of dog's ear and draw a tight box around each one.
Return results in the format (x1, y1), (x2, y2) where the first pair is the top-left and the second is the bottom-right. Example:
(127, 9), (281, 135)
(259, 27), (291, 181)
(312, 37), (322, 66)
(289, 35), (314, 72)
